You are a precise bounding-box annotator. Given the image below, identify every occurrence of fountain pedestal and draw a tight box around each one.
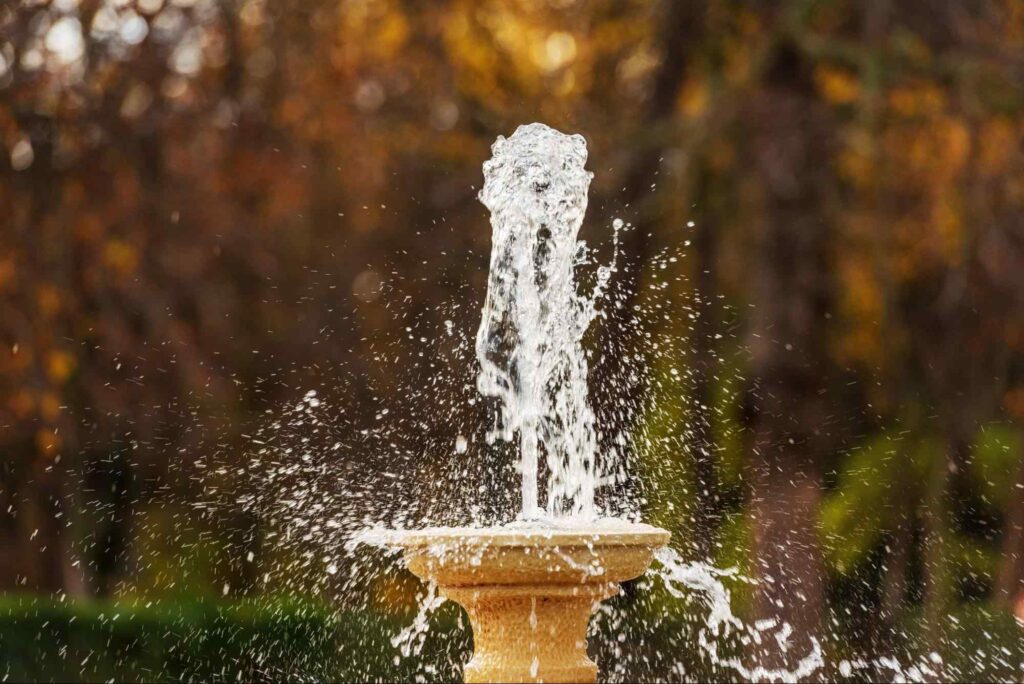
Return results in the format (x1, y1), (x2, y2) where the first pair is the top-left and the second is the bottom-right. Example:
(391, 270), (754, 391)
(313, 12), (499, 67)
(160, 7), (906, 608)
(394, 524), (670, 683)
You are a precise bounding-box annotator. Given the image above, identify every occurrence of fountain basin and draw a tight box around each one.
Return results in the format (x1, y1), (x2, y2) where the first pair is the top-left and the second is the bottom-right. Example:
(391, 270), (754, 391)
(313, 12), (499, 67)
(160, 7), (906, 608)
(391, 522), (670, 683)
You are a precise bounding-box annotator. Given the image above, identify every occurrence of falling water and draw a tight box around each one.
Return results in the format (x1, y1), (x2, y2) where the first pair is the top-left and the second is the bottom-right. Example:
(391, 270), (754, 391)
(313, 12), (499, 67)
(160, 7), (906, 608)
(469, 124), (833, 681)
(476, 123), (612, 520)
(228, 123), (1024, 682)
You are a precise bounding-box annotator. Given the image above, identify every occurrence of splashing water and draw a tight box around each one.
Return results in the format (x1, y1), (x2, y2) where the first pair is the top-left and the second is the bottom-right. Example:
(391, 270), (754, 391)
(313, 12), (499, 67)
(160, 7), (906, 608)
(476, 123), (613, 520)
(652, 547), (825, 683)
(215, 124), (1024, 683)
(372, 125), (836, 681)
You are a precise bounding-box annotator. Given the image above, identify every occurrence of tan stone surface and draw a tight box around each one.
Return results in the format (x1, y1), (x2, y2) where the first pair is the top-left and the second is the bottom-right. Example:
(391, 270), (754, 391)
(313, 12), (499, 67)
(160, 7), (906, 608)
(393, 523), (670, 683)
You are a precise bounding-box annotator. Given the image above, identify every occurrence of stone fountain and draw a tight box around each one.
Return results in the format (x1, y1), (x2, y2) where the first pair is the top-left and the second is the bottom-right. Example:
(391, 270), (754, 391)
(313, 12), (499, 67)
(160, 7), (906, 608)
(394, 524), (669, 683)
(389, 124), (670, 683)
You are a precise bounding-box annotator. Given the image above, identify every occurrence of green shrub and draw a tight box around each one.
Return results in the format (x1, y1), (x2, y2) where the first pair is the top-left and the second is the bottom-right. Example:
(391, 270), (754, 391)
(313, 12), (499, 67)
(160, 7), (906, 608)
(3, 593), (1019, 682)
(0, 594), (467, 683)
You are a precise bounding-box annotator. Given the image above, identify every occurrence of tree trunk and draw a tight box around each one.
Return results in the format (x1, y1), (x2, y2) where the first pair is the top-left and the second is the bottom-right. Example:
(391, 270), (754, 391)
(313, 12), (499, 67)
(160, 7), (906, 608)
(22, 456), (86, 596)
(994, 447), (1024, 608)
(745, 42), (833, 671)
(688, 167), (721, 559)
(592, 0), (703, 434)
(880, 509), (912, 624)
(919, 431), (967, 654)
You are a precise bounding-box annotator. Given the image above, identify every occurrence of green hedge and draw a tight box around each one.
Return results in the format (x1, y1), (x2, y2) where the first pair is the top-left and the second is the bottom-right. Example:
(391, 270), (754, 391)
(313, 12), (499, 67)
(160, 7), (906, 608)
(1, 593), (1020, 682)
(0, 590), (714, 682)
(0, 595), (468, 683)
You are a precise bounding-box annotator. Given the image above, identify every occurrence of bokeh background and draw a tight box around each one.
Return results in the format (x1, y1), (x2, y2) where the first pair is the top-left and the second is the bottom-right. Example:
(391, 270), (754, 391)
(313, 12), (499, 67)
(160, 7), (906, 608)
(2, 0), (1024, 681)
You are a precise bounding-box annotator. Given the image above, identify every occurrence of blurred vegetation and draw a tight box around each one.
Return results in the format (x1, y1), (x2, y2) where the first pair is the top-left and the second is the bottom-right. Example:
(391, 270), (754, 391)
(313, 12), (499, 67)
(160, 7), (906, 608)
(1, 0), (1024, 680)
(0, 595), (465, 682)
(2, 592), (1022, 682)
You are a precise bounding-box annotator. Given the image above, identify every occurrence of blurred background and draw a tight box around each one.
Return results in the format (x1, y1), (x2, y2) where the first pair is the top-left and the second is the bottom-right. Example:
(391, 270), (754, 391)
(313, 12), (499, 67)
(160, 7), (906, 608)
(2, 0), (1024, 681)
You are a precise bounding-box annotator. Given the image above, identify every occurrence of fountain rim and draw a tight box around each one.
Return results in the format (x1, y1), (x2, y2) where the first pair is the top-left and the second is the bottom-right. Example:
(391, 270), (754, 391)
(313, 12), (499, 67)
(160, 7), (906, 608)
(381, 521), (670, 550)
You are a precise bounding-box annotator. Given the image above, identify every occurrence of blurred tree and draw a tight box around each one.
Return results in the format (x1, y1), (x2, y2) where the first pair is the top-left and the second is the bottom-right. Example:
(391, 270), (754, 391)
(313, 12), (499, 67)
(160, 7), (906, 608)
(1, 3), (1023, 676)
(742, 30), (835, 667)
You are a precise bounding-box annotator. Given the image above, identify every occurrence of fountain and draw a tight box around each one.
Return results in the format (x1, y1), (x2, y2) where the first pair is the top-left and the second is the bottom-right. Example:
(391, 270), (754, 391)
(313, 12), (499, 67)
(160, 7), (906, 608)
(393, 524), (669, 683)
(252, 123), (986, 683)
(386, 124), (670, 683)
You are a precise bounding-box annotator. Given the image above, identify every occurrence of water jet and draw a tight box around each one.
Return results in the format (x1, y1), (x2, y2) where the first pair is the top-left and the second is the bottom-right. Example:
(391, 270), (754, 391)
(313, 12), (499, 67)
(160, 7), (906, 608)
(385, 123), (669, 682)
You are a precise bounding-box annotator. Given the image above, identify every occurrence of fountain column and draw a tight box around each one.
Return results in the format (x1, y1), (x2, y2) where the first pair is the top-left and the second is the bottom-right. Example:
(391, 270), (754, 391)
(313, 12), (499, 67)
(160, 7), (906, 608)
(444, 583), (616, 682)
(395, 525), (670, 683)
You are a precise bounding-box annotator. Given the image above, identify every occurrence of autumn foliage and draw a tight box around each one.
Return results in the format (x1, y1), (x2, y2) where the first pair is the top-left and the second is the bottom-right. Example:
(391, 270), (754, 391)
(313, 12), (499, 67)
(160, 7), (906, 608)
(2, 0), (1024, 674)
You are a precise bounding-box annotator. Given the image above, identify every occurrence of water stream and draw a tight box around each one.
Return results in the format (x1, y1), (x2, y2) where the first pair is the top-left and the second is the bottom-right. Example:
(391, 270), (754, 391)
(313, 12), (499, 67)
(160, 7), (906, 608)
(476, 123), (612, 520)
(410, 123), (834, 680)
(241, 123), (1021, 682)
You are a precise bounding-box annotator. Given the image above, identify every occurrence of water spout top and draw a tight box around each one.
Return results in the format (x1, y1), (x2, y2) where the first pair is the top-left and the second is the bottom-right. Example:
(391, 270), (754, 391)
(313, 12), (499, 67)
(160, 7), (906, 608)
(479, 123), (592, 221)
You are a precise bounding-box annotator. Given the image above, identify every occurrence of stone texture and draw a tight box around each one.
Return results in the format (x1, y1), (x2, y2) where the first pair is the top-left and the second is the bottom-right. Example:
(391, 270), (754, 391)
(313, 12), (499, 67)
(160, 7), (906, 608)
(394, 524), (670, 683)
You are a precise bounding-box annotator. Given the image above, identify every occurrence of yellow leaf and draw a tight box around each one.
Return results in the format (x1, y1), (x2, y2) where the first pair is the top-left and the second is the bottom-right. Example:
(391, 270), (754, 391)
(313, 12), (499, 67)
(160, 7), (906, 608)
(35, 428), (61, 457)
(888, 82), (945, 117)
(979, 117), (1016, 175)
(46, 350), (76, 383)
(103, 239), (139, 276)
(40, 393), (62, 421)
(681, 78), (709, 118)
(940, 117), (970, 175)
(815, 66), (859, 105)
(37, 284), (61, 316)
